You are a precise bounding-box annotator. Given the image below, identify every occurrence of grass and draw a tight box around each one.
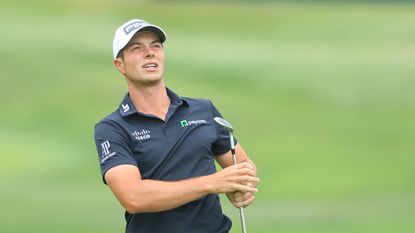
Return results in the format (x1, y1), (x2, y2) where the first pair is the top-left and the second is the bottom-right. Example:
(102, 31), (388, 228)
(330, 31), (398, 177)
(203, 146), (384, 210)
(1, 1), (414, 232)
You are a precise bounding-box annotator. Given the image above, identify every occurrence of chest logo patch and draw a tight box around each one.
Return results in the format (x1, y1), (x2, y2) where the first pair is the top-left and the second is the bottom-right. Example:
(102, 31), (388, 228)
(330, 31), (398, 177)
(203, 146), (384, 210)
(180, 119), (207, 127)
(132, 129), (151, 141)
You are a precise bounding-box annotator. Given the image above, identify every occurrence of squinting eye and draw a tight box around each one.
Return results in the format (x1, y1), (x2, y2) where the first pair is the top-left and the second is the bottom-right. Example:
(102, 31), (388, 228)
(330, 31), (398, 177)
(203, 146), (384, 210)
(130, 45), (143, 51)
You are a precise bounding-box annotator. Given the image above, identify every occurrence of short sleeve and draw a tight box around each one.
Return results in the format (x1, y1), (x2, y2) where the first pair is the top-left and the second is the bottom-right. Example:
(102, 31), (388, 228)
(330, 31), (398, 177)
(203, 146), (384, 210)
(209, 101), (238, 155)
(94, 121), (137, 184)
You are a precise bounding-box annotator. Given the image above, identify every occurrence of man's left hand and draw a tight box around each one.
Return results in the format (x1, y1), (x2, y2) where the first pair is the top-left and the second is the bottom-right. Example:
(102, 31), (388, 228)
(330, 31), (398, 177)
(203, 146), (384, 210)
(226, 183), (256, 208)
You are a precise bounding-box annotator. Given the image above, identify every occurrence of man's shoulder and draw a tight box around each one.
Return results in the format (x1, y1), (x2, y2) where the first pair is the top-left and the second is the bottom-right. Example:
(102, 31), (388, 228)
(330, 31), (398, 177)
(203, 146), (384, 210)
(94, 108), (122, 129)
(181, 96), (213, 106)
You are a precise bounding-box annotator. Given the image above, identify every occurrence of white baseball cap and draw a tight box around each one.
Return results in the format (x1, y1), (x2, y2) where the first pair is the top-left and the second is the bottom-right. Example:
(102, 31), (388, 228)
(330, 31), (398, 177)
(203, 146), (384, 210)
(112, 19), (166, 59)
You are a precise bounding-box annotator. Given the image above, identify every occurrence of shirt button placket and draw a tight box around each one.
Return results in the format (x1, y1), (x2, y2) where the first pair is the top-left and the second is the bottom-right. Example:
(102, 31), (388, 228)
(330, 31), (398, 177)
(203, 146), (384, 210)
(162, 124), (169, 141)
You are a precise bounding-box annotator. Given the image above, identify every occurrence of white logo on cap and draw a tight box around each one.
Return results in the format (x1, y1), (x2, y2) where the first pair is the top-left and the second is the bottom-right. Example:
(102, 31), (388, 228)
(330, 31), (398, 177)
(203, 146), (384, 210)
(123, 21), (145, 34)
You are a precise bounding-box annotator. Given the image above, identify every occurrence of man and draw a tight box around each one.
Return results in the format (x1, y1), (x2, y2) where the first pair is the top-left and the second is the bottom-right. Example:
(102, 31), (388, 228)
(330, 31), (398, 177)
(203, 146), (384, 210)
(94, 19), (259, 233)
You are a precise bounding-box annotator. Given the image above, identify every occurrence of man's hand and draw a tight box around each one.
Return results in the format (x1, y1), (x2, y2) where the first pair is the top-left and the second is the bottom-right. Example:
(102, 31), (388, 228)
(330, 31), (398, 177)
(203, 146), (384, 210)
(226, 186), (256, 208)
(207, 162), (259, 194)
(213, 143), (259, 209)
(224, 161), (258, 208)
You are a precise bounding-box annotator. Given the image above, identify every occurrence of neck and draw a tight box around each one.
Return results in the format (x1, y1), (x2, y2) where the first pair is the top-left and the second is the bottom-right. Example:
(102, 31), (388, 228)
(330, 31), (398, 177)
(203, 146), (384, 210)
(127, 81), (170, 121)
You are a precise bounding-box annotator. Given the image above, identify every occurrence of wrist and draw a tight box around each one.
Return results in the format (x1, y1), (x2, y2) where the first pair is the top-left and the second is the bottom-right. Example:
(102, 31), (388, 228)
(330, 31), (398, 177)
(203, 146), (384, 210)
(197, 174), (216, 194)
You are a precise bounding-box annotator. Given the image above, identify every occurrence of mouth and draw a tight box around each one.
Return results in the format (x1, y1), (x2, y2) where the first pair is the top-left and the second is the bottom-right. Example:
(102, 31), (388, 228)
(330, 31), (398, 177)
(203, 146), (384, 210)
(142, 63), (158, 71)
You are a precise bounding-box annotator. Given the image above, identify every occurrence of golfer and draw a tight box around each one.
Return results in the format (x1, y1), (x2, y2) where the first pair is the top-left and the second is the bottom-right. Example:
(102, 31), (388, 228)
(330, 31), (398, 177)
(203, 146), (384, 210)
(94, 19), (259, 233)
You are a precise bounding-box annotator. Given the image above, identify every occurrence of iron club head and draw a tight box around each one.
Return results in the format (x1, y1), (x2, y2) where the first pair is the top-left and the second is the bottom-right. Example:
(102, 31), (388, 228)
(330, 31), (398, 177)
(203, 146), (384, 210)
(213, 117), (234, 132)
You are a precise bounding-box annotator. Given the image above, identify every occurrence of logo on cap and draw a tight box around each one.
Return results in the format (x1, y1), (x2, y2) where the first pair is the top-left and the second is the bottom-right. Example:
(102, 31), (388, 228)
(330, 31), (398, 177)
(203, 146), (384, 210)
(123, 21), (146, 35)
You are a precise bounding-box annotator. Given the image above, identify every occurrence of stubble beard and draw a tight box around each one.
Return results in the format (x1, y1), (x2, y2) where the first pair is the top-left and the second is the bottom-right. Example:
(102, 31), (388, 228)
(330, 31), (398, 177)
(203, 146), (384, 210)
(127, 71), (165, 88)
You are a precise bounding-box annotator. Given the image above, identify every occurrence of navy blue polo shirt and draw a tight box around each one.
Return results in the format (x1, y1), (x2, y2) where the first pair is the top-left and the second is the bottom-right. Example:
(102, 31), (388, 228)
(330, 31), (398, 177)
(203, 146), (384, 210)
(94, 88), (236, 233)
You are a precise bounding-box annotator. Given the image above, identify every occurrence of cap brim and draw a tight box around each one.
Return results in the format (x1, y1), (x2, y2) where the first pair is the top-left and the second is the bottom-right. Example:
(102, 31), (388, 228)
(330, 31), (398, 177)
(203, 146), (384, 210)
(138, 26), (166, 43)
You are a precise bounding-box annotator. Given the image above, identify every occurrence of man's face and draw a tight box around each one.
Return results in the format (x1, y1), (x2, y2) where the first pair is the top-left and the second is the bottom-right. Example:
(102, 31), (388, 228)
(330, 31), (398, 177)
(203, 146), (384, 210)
(115, 31), (165, 86)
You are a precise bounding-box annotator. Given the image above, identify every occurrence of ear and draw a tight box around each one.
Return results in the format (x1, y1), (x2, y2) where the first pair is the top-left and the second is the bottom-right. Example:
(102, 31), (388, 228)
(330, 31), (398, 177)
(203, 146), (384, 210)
(113, 58), (126, 74)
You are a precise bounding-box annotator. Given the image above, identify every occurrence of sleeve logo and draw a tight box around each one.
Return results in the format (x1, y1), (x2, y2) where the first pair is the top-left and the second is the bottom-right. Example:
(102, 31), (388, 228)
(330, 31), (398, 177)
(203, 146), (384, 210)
(101, 141), (111, 156)
(100, 141), (116, 164)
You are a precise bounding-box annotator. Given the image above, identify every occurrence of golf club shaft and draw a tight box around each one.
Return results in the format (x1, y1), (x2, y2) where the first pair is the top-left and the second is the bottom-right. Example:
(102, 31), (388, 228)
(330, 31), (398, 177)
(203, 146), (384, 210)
(229, 132), (247, 233)
(239, 207), (247, 233)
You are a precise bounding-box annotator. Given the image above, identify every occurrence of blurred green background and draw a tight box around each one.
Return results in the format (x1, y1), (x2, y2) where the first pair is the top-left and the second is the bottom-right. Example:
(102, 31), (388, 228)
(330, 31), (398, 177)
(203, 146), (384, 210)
(1, 0), (414, 232)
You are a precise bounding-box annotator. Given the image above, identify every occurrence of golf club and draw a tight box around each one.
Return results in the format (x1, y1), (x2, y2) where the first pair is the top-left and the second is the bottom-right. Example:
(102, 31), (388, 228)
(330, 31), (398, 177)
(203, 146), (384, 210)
(213, 117), (248, 233)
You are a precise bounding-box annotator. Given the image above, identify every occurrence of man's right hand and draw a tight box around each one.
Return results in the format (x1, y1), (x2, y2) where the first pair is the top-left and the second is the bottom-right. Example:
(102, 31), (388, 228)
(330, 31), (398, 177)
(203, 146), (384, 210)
(207, 162), (259, 194)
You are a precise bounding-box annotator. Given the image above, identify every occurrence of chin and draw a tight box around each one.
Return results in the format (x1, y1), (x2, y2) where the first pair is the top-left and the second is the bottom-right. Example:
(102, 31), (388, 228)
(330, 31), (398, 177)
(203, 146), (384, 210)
(132, 77), (163, 87)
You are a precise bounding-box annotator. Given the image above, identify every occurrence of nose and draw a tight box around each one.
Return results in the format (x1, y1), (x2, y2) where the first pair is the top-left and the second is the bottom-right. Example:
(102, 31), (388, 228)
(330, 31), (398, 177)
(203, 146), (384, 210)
(143, 46), (155, 58)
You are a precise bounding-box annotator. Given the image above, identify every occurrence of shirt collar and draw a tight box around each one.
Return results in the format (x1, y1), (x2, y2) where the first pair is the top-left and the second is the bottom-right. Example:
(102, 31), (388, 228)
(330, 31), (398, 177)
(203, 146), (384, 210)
(119, 93), (137, 117)
(119, 88), (188, 117)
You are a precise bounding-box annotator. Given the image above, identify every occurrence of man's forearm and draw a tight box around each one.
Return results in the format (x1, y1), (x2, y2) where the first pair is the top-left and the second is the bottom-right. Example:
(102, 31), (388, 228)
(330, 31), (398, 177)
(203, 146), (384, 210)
(111, 163), (258, 214)
(123, 176), (213, 214)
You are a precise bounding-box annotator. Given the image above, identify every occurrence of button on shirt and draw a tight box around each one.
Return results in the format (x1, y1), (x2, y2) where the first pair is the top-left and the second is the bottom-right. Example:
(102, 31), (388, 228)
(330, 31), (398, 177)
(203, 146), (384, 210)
(94, 88), (236, 233)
